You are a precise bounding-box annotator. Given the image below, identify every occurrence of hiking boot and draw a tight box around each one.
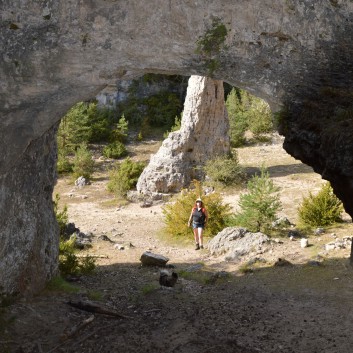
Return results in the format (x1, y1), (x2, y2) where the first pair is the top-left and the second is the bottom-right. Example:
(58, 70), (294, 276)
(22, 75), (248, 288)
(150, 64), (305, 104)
(195, 243), (200, 250)
(200, 245), (204, 249)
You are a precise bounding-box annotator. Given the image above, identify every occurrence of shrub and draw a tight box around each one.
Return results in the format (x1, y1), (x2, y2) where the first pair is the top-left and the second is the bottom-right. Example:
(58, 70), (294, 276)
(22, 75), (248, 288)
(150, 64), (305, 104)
(298, 182), (343, 227)
(107, 158), (145, 197)
(57, 150), (73, 174)
(57, 102), (116, 151)
(103, 141), (128, 159)
(72, 144), (95, 180)
(226, 88), (273, 147)
(230, 168), (282, 232)
(162, 180), (232, 238)
(163, 115), (182, 138)
(203, 151), (245, 186)
(59, 236), (96, 277)
(111, 115), (129, 143)
(53, 193), (68, 236)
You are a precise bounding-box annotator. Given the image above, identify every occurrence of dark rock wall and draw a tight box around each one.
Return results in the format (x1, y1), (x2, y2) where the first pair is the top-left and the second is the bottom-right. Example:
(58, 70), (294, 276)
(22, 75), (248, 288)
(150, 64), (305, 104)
(0, 125), (59, 296)
(1, 0), (353, 295)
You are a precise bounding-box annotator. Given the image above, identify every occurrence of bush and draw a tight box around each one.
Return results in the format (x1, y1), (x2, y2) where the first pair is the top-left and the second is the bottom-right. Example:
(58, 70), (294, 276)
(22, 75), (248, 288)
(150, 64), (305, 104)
(59, 236), (96, 277)
(57, 151), (73, 174)
(226, 88), (273, 147)
(103, 141), (128, 159)
(162, 180), (231, 238)
(53, 193), (68, 236)
(163, 115), (182, 138)
(298, 182), (343, 227)
(111, 115), (129, 143)
(203, 151), (245, 186)
(107, 158), (145, 197)
(72, 144), (95, 180)
(57, 102), (116, 152)
(230, 168), (281, 232)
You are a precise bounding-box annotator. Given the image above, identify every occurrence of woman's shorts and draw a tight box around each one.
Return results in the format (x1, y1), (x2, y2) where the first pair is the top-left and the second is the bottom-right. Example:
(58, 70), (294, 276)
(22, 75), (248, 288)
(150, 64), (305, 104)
(192, 222), (204, 229)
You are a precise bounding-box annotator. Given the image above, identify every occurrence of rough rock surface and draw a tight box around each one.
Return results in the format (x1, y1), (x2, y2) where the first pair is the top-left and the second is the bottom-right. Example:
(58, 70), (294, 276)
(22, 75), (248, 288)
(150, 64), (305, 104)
(140, 251), (169, 267)
(2, 1), (353, 295)
(208, 227), (271, 262)
(137, 76), (230, 194)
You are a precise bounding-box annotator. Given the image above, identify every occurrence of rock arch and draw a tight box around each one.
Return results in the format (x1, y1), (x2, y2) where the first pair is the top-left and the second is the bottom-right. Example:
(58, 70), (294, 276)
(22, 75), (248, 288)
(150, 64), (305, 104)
(1, 0), (353, 295)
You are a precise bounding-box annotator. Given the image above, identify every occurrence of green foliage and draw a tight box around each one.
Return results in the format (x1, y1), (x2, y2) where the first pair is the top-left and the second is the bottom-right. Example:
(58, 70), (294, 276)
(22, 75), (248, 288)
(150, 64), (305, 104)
(59, 236), (96, 277)
(203, 151), (245, 186)
(114, 74), (186, 133)
(58, 102), (116, 150)
(57, 150), (73, 174)
(230, 168), (282, 232)
(144, 92), (182, 128)
(111, 115), (129, 143)
(53, 193), (68, 236)
(226, 88), (273, 147)
(163, 115), (182, 138)
(298, 182), (343, 227)
(196, 17), (228, 76)
(46, 276), (80, 293)
(162, 181), (232, 238)
(107, 158), (145, 197)
(102, 141), (128, 159)
(72, 144), (95, 179)
(57, 102), (93, 153)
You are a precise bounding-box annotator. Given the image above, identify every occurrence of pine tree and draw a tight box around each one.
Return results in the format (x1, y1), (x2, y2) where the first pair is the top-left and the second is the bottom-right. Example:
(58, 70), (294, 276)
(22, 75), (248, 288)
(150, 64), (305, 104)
(234, 168), (281, 232)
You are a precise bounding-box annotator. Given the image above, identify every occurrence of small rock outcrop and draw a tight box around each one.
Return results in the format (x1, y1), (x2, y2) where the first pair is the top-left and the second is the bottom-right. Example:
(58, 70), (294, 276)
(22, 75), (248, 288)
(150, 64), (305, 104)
(136, 75), (230, 195)
(208, 227), (271, 262)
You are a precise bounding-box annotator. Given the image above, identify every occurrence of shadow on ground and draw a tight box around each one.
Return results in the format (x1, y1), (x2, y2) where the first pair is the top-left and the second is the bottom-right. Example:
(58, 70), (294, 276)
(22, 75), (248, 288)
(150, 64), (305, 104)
(2, 256), (353, 353)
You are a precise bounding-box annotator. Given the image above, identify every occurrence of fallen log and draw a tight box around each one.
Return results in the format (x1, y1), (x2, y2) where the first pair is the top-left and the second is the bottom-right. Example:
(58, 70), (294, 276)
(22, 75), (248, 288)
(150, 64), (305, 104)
(66, 300), (132, 319)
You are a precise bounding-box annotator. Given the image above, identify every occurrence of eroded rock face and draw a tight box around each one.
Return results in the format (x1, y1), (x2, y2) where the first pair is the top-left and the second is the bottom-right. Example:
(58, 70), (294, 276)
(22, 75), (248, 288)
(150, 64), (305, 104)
(137, 76), (229, 195)
(1, 1), (353, 295)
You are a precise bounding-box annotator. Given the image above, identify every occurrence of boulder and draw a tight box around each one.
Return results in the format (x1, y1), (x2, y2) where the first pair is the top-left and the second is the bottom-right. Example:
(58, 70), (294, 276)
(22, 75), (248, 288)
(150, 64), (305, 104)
(208, 227), (270, 262)
(140, 251), (169, 267)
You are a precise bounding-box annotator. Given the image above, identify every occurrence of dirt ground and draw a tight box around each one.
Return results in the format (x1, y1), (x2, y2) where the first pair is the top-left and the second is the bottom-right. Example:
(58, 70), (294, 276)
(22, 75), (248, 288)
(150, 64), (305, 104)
(2, 136), (353, 353)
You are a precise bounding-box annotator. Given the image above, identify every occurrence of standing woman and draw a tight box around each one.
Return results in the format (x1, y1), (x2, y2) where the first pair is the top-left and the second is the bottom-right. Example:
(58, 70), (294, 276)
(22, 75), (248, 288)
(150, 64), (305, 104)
(188, 198), (208, 250)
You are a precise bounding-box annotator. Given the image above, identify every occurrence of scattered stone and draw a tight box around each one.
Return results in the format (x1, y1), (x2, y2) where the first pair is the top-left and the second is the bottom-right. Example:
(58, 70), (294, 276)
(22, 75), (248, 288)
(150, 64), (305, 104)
(325, 242), (336, 251)
(272, 217), (292, 228)
(140, 200), (153, 208)
(315, 228), (325, 235)
(98, 235), (114, 243)
(113, 242), (134, 250)
(273, 238), (283, 244)
(75, 176), (89, 188)
(325, 237), (352, 251)
(300, 238), (309, 248)
(71, 232), (92, 250)
(140, 251), (169, 266)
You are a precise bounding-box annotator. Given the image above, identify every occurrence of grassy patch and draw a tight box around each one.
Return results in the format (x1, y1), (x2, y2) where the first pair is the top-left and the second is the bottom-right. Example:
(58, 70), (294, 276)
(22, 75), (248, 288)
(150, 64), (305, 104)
(45, 276), (80, 294)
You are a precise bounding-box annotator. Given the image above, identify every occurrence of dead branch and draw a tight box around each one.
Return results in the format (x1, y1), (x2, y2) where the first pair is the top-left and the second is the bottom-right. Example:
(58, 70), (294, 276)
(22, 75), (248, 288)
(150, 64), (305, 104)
(62, 315), (95, 340)
(66, 300), (132, 319)
(76, 254), (109, 259)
